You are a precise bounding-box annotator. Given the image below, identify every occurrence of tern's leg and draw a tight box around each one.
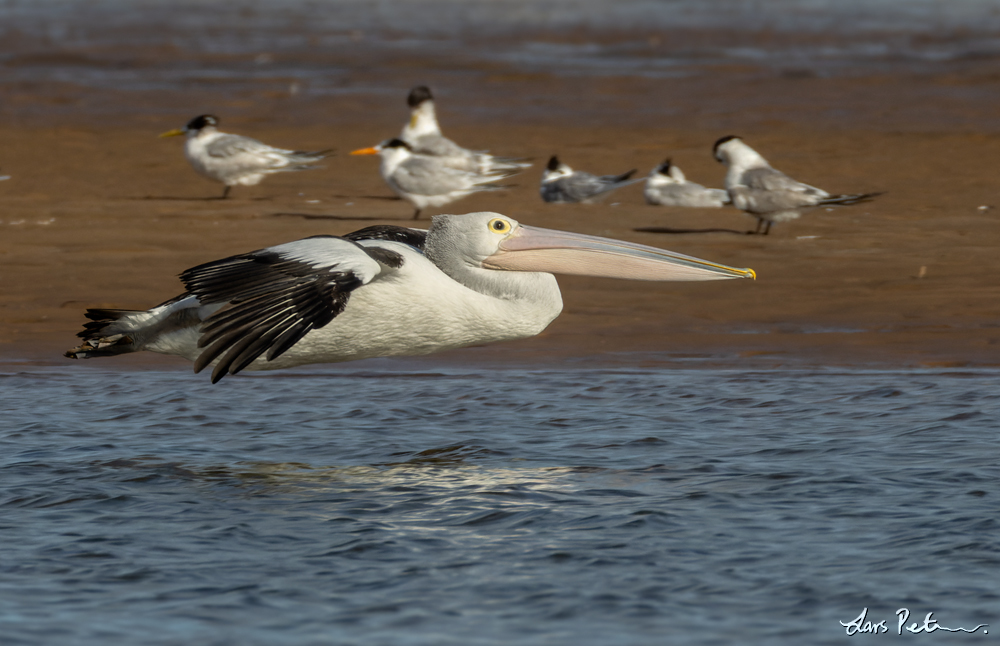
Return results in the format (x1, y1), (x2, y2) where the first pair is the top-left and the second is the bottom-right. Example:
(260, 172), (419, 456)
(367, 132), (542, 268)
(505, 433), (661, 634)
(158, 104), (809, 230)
(412, 208), (422, 220)
(751, 218), (764, 235)
(762, 221), (772, 235)
(221, 186), (231, 200)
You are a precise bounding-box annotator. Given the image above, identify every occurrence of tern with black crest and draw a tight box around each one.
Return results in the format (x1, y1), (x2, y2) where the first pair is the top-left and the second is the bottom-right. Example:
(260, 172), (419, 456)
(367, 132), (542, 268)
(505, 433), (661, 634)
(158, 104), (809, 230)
(66, 212), (755, 383)
(540, 156), (643, 203)
(351, 139), (515, 219)
(159, 115), (332, 199)
(713, 136), (880, 234)
(402, 86), (530, 174)
(645, 159), (730, 207)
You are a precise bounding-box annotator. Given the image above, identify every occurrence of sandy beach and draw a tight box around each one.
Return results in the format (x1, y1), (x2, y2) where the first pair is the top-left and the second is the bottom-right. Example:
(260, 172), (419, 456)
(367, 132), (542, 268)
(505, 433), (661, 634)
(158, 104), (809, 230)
(2, 6), (1000, 371)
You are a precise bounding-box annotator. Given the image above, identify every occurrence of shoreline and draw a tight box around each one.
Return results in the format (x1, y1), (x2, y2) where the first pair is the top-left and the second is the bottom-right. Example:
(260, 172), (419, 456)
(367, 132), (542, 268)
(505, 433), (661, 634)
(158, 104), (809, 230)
(4, 123), (999, 372)
(4, 31), (1000, 375)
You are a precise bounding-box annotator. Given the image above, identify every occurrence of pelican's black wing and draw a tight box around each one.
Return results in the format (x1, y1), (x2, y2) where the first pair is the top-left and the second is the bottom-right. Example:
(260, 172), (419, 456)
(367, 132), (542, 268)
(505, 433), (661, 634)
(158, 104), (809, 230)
(342, 225), (427, 250)
(181, 235), (398, 383)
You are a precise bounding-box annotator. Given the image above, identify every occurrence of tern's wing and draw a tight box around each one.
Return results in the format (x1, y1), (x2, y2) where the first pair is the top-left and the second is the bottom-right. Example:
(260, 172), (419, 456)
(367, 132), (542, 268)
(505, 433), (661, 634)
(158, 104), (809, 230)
(556, 173), (610, 201)
(180, 236), (396, 382)
(392, 156), (496, 195)
(741, 167), (828, 198)
(558, 172), (641, 202)
(409, 134), (472, 158)
(205, 134), (288, 159)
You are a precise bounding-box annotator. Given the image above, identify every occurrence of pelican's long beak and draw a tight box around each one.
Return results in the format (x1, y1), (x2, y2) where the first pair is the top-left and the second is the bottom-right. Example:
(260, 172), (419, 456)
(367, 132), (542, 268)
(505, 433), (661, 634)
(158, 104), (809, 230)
(350, 146), (380, 155)
(159, 128), (186, 138)
(483, 225), (755, 281)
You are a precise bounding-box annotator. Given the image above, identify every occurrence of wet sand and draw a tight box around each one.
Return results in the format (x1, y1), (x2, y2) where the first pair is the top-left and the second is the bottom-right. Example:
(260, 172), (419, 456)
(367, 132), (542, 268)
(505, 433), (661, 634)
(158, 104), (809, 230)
(3, 122), (999, 371)
(3, 35), (1000, 371)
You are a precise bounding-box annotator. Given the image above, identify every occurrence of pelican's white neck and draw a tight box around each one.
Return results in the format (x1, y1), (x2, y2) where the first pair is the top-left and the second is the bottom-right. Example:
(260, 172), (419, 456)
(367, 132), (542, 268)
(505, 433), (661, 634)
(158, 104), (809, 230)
(424, 219), (563, 323)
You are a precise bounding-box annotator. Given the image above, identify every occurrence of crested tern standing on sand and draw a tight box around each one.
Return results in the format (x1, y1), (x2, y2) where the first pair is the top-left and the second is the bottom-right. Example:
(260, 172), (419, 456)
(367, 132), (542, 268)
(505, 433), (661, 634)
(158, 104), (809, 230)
(66, 212), (755, 383)
(644, 159), (730, 207)
(160, 115), (332, 199)
(540, 156), (643, 204)
(401, 86), (531, 174)
(713, 136), (880, 235)
(351, 139), (515, 219)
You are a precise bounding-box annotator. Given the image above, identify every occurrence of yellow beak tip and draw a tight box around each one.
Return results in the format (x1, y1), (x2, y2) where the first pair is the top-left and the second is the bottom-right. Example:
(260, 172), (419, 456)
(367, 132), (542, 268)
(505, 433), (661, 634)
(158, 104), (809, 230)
(158, 129), (185, 138)
(349, 147), (378, 156)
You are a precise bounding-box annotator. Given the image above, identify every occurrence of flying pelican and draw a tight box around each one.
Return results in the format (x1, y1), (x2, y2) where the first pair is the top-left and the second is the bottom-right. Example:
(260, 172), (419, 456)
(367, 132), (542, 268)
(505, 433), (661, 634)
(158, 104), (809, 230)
(351, 139), (514, 219)
(540, 156), (643, 203)
(66, 212), (755, 383)
(401, 86), (531, 174)
(160, 115), (333, 199)
(713, 136), (880, 235)
(644, 159), (730, 207)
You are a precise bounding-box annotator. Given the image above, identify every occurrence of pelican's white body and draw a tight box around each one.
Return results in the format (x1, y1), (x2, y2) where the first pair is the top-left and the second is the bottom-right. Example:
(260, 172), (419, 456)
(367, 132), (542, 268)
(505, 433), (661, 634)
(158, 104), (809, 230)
(105, 241), (561, 372)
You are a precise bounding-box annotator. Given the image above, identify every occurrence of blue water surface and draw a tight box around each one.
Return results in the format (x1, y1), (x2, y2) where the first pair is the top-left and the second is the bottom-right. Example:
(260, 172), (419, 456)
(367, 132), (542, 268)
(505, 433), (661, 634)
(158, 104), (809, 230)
(0, 364), (996, 645)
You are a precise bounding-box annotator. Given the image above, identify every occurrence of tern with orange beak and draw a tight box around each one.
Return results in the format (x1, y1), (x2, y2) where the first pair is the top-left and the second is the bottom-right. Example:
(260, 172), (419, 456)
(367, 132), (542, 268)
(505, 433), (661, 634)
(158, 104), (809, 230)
(351, 139), (515, 219)
(66, 212), (755, 383)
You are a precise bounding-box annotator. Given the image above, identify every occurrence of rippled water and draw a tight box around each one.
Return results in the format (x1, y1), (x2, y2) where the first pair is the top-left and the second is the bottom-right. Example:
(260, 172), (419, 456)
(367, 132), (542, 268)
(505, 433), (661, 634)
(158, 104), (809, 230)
(2, 364), (997, 644)
(4, 0), (1000, 98)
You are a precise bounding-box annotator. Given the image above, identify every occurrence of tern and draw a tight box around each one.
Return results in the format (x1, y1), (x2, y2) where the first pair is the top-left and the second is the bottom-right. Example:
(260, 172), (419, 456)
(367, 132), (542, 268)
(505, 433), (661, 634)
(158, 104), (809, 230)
(160, 115), (332, 199)
(540, 156), (643, 203)
(713, 136), (880, 234)
(351, 139), (515, 219)
(644, 159), (730, 207)
(66, 212), (755, 383)
(401, 86), (530, 174)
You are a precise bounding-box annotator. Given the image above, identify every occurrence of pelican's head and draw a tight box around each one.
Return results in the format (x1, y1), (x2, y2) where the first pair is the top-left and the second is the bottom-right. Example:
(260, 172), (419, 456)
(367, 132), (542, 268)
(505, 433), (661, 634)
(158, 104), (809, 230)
(159, 114), (219, 139)
(427, 212), (756, 282)
(541, 156), (573, 183)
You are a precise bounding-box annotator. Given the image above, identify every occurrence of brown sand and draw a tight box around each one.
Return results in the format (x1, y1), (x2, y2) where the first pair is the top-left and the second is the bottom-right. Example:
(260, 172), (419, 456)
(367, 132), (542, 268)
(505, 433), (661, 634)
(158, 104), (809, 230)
(3, 75), (1000, 371)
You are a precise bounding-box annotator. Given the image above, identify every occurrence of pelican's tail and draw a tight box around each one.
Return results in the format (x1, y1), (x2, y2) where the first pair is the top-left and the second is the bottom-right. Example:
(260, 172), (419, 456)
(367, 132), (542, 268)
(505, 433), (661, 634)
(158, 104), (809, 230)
(65, 295), (206, 361)
(65, 309), (144, 359)
(818, 192), (883, 207)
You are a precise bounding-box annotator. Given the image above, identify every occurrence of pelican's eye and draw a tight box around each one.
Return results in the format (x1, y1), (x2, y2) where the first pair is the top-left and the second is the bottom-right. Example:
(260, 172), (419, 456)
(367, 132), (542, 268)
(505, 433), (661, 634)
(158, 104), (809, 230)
(488, 218), (512, 234)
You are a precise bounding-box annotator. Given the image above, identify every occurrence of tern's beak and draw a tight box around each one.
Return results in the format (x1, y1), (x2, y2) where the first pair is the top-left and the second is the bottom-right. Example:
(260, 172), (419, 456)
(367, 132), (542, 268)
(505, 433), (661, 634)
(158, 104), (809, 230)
(482, 225), (755, 281)
(350, 146), (380, 155)
(159, 128), (186, 138)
